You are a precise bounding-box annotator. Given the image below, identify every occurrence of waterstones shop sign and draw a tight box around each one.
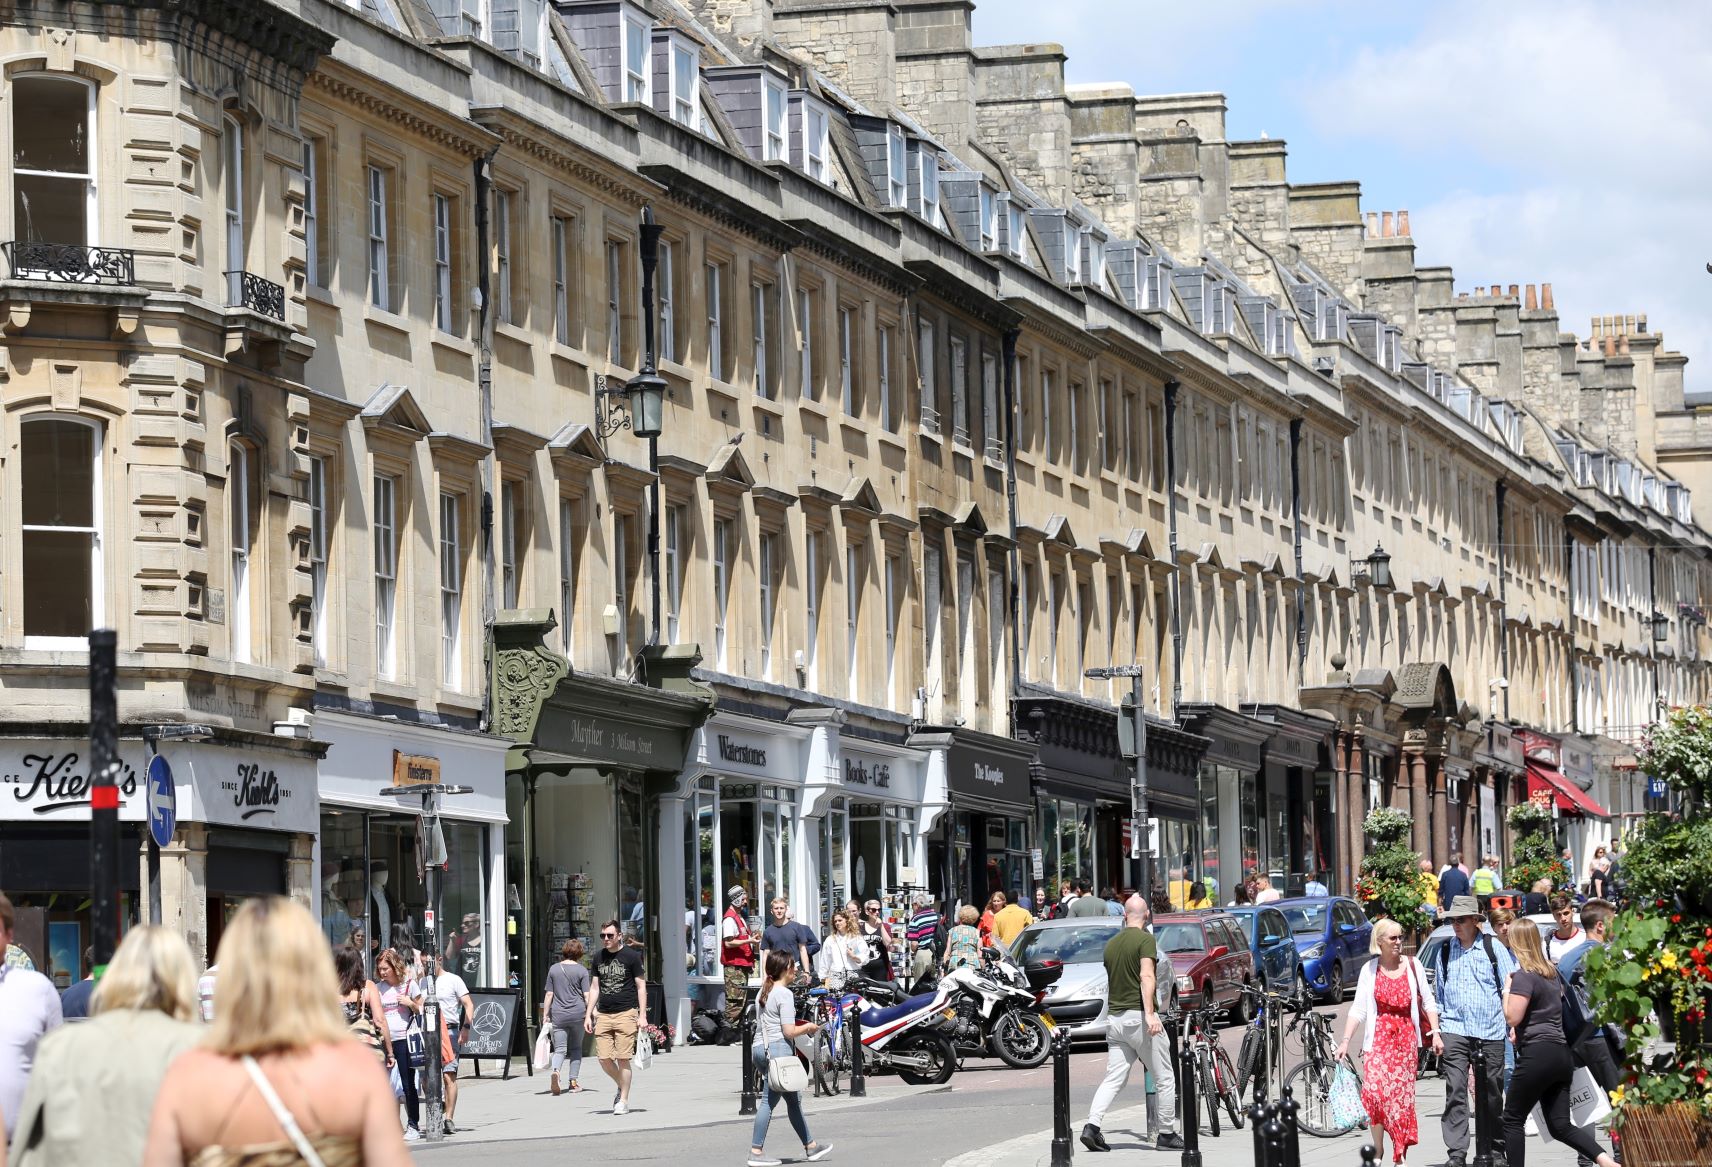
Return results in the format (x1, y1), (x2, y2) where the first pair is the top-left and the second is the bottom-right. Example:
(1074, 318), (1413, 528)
(0, 739), (315, 833)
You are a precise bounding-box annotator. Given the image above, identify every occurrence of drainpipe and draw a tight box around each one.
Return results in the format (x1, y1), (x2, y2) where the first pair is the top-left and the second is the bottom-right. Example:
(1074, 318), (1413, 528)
(475, 145), (501, 732)
(1565, 522), (1576, 734)
(1648, 545), (1661, 713)
(1496, 479), (1511, 721)
(1003, 327), (1023, 704)
(1165, 379), (1183, 717)
(1288, 417), (1306, 689)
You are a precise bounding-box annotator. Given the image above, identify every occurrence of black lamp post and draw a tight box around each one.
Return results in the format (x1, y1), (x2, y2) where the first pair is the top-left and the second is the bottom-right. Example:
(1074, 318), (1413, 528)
(1650, 609), (1670, 643)
(1354, 543), (1393, 590)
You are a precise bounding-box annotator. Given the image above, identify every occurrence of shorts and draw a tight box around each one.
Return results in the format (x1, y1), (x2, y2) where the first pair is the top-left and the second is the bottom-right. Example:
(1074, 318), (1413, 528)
(594, 1008), (640, 1061)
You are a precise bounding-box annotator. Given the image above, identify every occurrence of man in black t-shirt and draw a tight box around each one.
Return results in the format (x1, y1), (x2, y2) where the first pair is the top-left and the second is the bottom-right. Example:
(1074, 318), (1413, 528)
(586, 919), (647, 1115)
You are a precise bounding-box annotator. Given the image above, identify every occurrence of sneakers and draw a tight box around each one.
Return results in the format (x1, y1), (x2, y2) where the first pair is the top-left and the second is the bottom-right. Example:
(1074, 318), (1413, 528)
(442, 1120), (457, 1135)
(1156, 1132), (1185, 1150)
(402, 1127), (422, 1143)
(568, 1080), (584, 1093)
(747, 1157), (783, 1167)
(1081, 1125), (1111, 1153)
(614, 1098), (629, 1116)
(805, 1143), (834, 1161)
(551, 1070), (562, 1096)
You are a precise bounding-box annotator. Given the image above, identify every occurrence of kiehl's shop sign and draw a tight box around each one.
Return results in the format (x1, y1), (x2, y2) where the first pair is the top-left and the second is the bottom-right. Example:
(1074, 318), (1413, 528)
(1, 745), (148, 819)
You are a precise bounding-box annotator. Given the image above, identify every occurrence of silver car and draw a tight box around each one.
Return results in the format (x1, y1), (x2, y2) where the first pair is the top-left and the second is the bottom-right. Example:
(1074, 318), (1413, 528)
(1012, 917), (1176, 1040)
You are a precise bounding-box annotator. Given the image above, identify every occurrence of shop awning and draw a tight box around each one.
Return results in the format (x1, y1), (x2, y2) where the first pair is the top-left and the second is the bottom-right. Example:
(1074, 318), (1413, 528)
(1526, 760), (1610, 819)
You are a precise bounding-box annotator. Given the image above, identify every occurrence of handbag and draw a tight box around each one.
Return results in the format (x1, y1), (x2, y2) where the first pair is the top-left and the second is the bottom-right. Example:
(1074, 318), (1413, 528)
(636, 1029), (654, 1071)
(347, 999), (387, 1065)
(405, 1026), (426, 1070)
(766, 1050), (809, 1093)
(1327, 1058), (1366, 1133)
(532, 1024), (553, 1072)
(387, 1059), (407, 1103)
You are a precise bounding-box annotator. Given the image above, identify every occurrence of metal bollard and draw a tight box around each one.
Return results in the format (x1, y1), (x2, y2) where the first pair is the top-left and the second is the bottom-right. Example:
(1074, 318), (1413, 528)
(848, 1002), (866, 1098)
(1471, 1043), (1492, 1167)
(1360, 1141), (1379, 1167)
(1263, 1106), (1287, 1167)
(1249, 1101), (1268, 1165)
(1280, 1084), (1301, 1167)
(1178, 1017), (1201, 1167)
(739, 1005), (758, 1116)
(1050, 1028), (1073, 1167)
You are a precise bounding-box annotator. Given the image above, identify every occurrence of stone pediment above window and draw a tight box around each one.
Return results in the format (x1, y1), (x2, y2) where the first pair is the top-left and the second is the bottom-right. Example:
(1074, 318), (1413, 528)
(493, 423), (550, 465)
(550, 422), (607, 484)
(841, 476), (882, 517)
(360, 383), (431, 447)
(427, 432), (490, 467)
(706, 439), (753, 516)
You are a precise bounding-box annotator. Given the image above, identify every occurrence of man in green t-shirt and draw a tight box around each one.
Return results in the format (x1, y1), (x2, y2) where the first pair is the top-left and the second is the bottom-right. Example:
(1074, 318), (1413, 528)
(1081, 896), (1180, 1152)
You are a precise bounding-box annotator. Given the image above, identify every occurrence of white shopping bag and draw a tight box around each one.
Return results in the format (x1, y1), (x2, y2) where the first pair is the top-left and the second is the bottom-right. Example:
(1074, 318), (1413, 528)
(1531, 1066), (1611, 1143)
(532, 1025), (553, 1072)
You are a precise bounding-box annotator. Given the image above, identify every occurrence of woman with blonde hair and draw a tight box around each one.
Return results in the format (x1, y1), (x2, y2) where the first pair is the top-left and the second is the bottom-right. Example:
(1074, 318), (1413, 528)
(144, 897), (410, 1167)
(1335, 918), (1441, 1166)
(813, 909), (870, 988)
(1501, 924), (1618, 1167)
(11, 927), (200, 1166)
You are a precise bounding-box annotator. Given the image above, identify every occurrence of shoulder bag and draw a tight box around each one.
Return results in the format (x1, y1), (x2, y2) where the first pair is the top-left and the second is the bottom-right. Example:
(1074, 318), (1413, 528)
(766, 1049), (809, 1093)
(347, 996), (388, 1064)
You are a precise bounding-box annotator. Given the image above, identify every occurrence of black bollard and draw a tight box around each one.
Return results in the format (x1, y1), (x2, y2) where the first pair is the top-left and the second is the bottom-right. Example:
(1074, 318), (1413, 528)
(1280, 1084), (1301, 1167)
(739, 1004), (758, 1116)
(1360, 1142), (1379, 1167)
(1178, 1017), (1201, 1167)
(1471, 1043), (1492, 1167)
(1249, 1101), (1268, 1165)
(848, 1001), (866, 1098)
(1050, 1028), (1073, 1167)
(1263, 1108), (1287, 1167)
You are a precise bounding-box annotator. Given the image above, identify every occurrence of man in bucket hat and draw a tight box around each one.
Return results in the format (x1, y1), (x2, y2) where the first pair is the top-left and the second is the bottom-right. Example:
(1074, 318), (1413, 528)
(719, 884), (759, 1036)
(1435, 895), (1517, 1167)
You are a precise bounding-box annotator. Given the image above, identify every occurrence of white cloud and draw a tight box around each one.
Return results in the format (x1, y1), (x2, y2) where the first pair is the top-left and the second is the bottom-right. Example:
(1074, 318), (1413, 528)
(1303, 0), (1712, 379)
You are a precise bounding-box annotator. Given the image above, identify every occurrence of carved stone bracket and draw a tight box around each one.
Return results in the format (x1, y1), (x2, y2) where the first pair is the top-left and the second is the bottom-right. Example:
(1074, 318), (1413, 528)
(491, 610), (570, 754)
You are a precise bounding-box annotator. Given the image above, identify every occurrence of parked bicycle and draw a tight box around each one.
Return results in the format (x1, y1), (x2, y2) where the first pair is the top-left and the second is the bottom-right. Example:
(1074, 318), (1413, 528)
(1179, 1004), (1244, 1135)
(1233, 982), (1299, 1103)
(1279, 995), (1343, 1137)
(806, 986), (858, 1096)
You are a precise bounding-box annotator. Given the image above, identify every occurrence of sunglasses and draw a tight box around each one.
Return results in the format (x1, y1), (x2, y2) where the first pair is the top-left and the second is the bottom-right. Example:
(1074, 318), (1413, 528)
(600, 932), (618, 940)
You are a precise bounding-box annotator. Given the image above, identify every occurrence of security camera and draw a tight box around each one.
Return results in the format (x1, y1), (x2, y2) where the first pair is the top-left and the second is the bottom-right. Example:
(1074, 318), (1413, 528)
(1488, 677), (1509, 690)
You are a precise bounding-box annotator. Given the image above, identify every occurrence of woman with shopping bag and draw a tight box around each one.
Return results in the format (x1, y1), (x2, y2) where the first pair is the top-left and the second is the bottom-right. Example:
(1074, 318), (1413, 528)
(747, 949), (833, 1167)
(1500, 925), (1619, 1167)
(1335, 919), (1443, 1166)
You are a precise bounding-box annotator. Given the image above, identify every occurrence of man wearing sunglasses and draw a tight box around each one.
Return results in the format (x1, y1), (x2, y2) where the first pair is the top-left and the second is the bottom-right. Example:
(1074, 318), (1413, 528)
(721, 885), (759, 1034)
(586, 920), (646, 1115)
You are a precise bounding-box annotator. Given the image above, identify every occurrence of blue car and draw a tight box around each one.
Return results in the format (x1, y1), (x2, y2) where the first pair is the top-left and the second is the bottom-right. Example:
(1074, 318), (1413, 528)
(1276, 896), (1372, 1002)
(1224, 904), (1300, 994)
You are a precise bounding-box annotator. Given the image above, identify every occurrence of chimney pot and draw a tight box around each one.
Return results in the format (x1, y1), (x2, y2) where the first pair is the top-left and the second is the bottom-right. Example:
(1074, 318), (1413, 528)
(1382, 211), (1395, 237)
(1639, 313), (1648, 333)
(1509, 284), (1519, 298)
(1525, 285), (1538, 310)
(1366, 212), (1379, 237)
(1397, 210), (1411, 235)
(1542, 284), (1554, 309)
(1620, 334), (1630, 355)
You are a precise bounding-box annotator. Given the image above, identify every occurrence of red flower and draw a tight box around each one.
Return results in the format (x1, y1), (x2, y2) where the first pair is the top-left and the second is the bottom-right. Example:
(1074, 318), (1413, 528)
(1699, 1069), (1709, 1085)
(1673, 914), (1683, 924)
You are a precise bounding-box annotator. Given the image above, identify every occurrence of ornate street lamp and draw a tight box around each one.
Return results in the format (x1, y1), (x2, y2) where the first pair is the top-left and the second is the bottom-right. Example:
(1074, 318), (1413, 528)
(1353, 543), (1393, 590)
(1650, 609), (1670, 643)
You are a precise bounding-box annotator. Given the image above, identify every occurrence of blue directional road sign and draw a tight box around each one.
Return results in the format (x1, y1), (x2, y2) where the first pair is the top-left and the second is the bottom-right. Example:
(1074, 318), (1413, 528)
(147, 755), (176, 848)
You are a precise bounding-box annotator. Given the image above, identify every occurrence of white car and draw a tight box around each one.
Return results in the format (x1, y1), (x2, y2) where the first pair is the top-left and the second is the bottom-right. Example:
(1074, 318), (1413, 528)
(1012, 917), (1176, 1040)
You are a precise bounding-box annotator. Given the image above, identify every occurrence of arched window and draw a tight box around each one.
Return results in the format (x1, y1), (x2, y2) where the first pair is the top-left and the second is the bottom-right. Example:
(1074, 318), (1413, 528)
(229, 441), (254, 662)
(20, 416), (101, 647)
(10, 74), (97, 251)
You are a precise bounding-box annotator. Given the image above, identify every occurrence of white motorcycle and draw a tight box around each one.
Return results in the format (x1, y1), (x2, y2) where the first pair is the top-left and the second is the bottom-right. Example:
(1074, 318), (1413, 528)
(824, 975), (959, 1085)
(863, 949), (1064, 1070)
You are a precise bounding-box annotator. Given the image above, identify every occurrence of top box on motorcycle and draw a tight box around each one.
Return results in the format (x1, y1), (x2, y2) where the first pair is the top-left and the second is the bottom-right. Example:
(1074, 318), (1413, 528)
(1024, 959), (1064, 992)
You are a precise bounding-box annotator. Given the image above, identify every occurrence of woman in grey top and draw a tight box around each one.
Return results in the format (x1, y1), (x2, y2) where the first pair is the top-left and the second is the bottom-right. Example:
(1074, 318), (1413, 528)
(542, 939), (594, 1095)
(748, 949), (833, 1167)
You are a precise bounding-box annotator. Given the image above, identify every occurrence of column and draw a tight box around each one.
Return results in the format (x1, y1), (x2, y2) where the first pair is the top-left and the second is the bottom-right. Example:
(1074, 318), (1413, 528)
(1429, 760), (1450, 869)
(162, 823), (211, 970)
(656, 794), (691, 1036)
(1408, 751), (1430, 859)
(1344, 731), (1364, 896)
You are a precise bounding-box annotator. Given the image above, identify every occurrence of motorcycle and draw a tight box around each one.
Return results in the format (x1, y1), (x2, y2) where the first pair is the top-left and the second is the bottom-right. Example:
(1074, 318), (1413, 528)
(828, 974), (960, 1085)
(867, 949), (1065, 1070)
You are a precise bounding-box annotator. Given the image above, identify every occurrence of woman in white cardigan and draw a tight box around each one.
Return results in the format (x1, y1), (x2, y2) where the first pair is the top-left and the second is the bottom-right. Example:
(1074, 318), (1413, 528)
(1334, 918), (1443, 1166)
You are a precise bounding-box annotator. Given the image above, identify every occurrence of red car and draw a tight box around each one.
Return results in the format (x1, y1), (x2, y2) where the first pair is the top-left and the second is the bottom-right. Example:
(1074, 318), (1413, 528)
(1153, 911), (1257, 1025)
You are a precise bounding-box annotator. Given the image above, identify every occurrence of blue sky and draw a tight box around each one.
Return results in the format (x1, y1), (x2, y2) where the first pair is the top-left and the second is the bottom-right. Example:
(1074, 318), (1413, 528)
(971, 0), (1712, 392)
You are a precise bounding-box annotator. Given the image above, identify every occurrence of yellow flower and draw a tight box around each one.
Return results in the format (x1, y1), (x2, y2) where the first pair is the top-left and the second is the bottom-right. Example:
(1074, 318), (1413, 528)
(1612, 1085), (1626, 1107)
(1662, 951), (1679, 970)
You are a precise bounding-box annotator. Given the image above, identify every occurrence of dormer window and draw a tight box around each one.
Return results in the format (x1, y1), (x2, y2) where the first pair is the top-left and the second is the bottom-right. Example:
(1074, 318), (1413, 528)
(918, 148), (940, 226)
(1380, 325), (1401, 372)
(1314, 292), (1345, 342)
(669, 40), (700, 128)
(1203, 277), (1229, 334)
(763, 76), (787, 161)
(1065, 227), (1082, 285)
(887, 125), (906, 208)
(623, 12), (651, 103)
(1141, 255), (1171, 309)
(1085, 229), (1105, 286)
(978, 186), (997, 252)
(1005, 197), (1025, 259)
(797, 99), (830, 182)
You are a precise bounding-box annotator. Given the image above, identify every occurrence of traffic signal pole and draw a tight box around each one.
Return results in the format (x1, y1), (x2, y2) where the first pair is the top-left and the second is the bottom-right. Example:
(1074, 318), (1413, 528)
(89, 630), (121, 973)
(1087, 665), (1151, 905)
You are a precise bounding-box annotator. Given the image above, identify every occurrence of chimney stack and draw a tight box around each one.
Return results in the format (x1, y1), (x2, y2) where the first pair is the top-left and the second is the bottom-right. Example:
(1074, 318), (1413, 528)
(1542, 284), (1554, 310)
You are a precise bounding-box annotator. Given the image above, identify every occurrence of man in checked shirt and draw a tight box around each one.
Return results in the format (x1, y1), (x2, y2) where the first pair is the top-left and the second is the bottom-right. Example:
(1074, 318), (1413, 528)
(1434, 895), (1519, 1167)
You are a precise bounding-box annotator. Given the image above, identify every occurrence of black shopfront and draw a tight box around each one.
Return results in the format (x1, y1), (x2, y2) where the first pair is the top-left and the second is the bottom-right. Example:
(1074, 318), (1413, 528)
(918, 728), (1037, 911)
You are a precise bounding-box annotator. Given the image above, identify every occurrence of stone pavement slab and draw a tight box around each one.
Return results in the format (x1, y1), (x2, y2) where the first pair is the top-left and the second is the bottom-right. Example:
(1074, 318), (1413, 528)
(944, 1082), (1602, 1167)
(418, 1043), (949, 1149)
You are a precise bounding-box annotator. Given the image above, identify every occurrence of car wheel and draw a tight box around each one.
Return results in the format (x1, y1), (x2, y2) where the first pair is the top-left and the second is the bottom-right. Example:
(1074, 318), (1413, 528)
(1324, 961), (1344, 1003)
(1229, 978), (1254, 1026)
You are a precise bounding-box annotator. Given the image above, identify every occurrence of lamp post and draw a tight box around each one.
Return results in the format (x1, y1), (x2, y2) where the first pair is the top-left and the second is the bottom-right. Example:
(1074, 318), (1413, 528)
(1353, 543), (1392, 590)
(598, 208), (667, 649)
(1086, 665), (1150, 904)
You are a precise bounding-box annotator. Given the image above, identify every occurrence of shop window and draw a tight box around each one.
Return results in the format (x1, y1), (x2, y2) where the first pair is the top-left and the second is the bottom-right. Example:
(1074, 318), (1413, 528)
(21, 416), (101, 647)
(684, 778), (798, 980)
(12, 75), (96, 252)
(845, 800), (917, 906)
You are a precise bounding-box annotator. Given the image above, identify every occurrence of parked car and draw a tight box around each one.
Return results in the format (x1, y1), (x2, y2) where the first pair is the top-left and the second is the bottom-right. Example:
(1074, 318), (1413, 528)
(1011, 917), (1177, 1040)
(1276, 896), (1372, 1002)
(1153, 911), (1256, 1024)
(1224, 904), (1301, 994)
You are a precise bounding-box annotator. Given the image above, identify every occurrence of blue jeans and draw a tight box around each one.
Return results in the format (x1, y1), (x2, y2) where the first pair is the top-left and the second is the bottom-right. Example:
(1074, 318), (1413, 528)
(750, 1041), (813, 1151)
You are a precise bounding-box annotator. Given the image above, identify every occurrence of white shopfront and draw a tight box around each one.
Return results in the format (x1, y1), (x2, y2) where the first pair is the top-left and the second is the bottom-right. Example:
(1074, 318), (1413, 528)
(811, 737), (934, 924)
(313, 710), (510, 986)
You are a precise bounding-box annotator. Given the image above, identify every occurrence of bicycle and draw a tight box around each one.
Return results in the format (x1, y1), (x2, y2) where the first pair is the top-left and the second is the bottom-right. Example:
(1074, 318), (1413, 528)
(1179, 1004), (1244, 1135)
(1279, 995), (1345, 1137)
(1233, 983), (1295, 1102)
(806, 984), (859, 1096)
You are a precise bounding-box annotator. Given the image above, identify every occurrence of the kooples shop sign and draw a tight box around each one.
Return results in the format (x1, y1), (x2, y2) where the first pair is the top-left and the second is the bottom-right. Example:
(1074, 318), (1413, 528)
(1, 743), (150, 820)
(945, 740), (1034, 807)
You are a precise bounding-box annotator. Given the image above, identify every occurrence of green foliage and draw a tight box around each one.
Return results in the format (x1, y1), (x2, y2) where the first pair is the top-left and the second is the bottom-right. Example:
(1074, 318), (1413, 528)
(1637, 705), (1712, 807)
(1616, 815), (1712, 909)
(1356, 807), (1429, 934)
(1506, 799), (1570, 893)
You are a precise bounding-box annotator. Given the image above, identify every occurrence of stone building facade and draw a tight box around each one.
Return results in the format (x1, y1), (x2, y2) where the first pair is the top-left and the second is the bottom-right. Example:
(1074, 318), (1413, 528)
(2, 0), (1707, 1018)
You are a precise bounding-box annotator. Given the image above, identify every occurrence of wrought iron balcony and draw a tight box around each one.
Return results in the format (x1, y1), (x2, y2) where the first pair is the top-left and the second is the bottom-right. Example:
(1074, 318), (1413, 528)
(2, 240), (136, 285)
(226, 270), (286, 321)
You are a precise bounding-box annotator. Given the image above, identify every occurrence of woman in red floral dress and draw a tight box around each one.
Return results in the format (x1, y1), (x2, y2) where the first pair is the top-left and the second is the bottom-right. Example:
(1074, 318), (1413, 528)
(1336, 919), (1443, 1166)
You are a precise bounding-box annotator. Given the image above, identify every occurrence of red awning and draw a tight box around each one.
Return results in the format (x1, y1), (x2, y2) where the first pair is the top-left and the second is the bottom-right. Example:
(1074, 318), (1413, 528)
(1526, 760), (1610, 818)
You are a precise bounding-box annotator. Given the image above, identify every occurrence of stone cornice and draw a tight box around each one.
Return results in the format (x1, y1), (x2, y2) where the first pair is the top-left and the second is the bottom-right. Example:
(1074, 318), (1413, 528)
(309, 66), (500, 160)
(13, 0), (334, 81)
(486, 108), (662, 208)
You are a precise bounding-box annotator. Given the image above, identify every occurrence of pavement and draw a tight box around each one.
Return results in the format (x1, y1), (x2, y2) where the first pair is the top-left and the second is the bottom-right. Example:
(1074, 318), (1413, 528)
(944, 1074), (1604, 1167)
(415, 1042), (950, 1150)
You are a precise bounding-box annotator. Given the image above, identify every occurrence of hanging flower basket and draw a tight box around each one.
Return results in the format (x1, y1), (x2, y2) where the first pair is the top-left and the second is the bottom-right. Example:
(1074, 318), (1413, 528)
(1618, 1103), (1712, 1167)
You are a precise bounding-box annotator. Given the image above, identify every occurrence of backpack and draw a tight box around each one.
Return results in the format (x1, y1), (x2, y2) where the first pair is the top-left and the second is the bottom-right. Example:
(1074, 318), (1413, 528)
(1436, 934), (1503, 1009)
